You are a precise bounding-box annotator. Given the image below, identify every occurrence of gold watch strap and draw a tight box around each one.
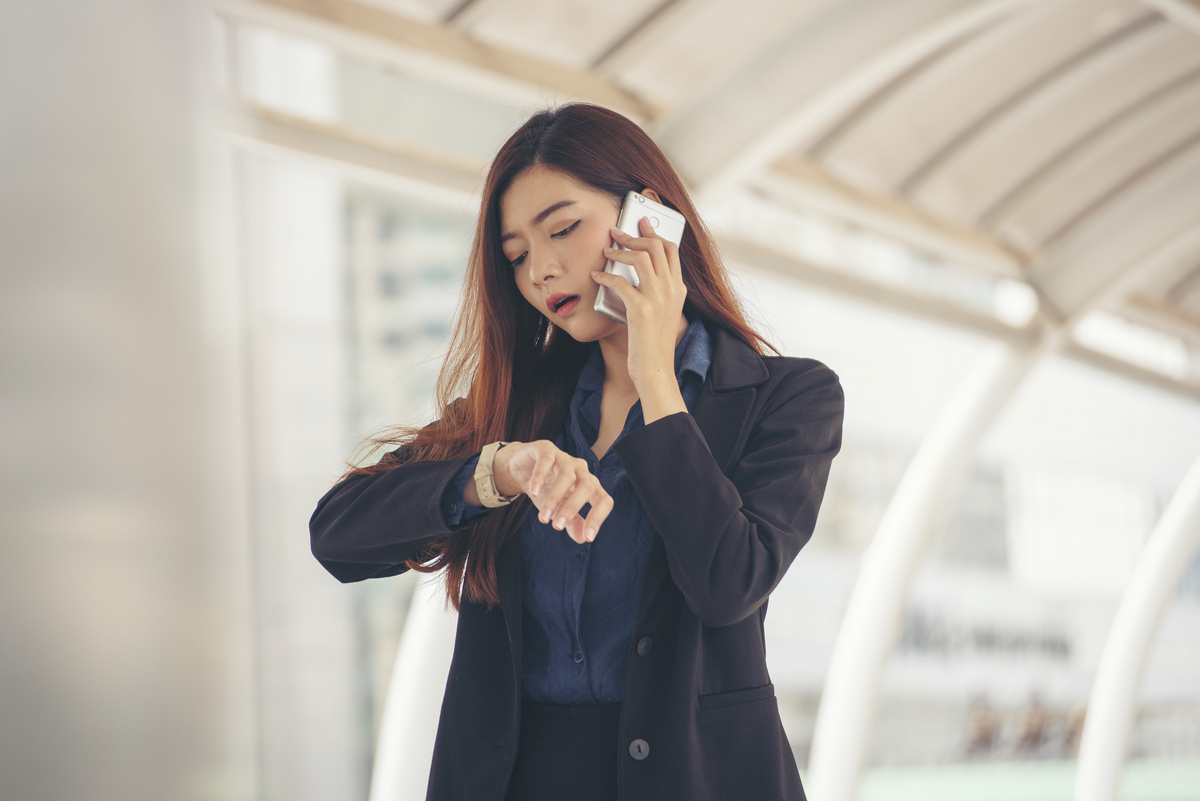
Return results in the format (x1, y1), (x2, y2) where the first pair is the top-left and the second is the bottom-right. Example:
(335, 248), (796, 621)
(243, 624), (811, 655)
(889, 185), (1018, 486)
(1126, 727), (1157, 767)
(475, 441), (518, 508)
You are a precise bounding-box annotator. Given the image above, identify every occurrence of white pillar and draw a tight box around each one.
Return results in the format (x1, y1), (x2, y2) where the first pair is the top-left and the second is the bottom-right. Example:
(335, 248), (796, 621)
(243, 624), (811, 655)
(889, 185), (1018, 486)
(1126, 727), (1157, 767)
(369, 578), (458, 801)
(1075, 453), (1200, 801)
(0, 2), (254, 799)
(808, 337), (1052, 801)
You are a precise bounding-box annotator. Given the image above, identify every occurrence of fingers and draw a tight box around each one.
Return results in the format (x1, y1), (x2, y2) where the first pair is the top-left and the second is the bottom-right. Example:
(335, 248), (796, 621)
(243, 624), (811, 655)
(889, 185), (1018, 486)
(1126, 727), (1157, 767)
(608, 223), (667, 277)
(536, 457), (580, 527)
(526, 442), (560, 497)
(590, 268), (636, 305)
(630, 216), (681, 275)
(522, 444), (612, 542)
(580, 488), (615, 542)
(557, 478), (615, 543)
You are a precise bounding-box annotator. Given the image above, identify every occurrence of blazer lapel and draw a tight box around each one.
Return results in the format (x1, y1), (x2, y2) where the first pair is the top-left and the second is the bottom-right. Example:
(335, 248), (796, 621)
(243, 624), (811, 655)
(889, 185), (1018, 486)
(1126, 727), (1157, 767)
(692, 324), (770, 471)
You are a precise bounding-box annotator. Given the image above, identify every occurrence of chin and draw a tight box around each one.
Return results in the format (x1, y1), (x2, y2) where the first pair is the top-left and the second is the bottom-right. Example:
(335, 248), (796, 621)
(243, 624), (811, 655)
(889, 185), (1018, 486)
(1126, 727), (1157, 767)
(553, 307), (620, 343)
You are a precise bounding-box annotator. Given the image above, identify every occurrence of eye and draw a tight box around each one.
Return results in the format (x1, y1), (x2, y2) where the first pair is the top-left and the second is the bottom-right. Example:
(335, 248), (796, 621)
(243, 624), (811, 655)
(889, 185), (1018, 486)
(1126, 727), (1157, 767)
(551, 220), (581, 238)
(508, 251), (527, 268)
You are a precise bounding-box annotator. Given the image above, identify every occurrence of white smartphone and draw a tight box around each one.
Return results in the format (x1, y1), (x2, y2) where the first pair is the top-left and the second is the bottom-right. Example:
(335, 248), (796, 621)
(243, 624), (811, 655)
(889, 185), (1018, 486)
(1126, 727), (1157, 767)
(594, 191), (687, 325)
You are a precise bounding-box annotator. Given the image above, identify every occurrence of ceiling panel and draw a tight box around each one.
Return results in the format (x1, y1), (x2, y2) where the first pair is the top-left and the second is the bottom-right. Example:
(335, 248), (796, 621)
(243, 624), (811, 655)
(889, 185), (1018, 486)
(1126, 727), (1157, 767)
(1032, 145), (1200, 319)
(452, 0), (668, 70)
(225, 0), (1200, 389)
(1130, 245), (1200, 325)
(816, 0), (1151, 193)
(601, 0), (836, 111)
(1130, 223), (1200, 325)
(994, 74), (1200, 253)
(356, 0), (463, 23)
(911, 18), (1200, 224)
(656, 0), (977, 191)
(1168, 266), (1200, 319)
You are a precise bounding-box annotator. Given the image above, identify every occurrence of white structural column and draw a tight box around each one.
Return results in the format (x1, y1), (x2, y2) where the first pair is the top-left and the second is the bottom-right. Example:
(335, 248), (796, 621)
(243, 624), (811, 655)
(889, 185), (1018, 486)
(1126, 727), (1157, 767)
(1075, 453), (1200, 801)
(808, 335), (1054, 801)
(370, 578), (459, 801)
(0, 2), (256, 799)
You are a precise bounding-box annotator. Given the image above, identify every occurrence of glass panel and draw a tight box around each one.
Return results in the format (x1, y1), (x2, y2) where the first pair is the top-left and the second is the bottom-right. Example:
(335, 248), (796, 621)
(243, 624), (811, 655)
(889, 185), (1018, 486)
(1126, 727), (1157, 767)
(704, 189), (1039, 327)
(345, 183), (473, 441)
(234, 145), (475, 799)
(234, 23), (526, 167)
(1074, 310), (1191, 381)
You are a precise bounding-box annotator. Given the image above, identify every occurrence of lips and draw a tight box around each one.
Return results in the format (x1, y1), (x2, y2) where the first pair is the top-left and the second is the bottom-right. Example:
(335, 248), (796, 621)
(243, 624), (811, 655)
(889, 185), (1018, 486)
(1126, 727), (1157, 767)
(546, 293), (581, 317)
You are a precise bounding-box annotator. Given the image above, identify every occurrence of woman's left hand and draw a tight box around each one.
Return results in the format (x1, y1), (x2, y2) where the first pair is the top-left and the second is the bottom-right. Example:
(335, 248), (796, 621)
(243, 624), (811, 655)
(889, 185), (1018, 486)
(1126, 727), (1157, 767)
(591, 216), (688, 401)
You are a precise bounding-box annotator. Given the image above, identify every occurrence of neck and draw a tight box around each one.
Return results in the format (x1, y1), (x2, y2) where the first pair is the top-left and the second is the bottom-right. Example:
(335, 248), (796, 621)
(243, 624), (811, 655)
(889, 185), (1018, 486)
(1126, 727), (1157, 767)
(597, 313), (691, 396)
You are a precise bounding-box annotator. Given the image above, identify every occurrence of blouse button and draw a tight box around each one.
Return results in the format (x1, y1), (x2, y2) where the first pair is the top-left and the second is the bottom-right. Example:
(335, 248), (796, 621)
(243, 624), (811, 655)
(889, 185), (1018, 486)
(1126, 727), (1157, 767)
(629, 739), (650, 760)
(573, 650), (584, 663)
(636, 637), (652, 657)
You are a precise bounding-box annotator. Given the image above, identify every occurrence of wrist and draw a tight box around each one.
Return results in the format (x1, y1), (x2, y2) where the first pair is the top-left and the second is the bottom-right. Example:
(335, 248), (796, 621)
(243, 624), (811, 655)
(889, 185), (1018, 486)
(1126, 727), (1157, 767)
(474, 442), (518, 508)
(640, 378), (687, 424)
(491, 444), (522, 498)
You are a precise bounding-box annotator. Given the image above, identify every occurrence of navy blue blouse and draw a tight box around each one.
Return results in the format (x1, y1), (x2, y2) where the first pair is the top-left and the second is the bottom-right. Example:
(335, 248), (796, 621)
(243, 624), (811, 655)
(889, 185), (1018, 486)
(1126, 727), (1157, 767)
(442, 318), (712, 703)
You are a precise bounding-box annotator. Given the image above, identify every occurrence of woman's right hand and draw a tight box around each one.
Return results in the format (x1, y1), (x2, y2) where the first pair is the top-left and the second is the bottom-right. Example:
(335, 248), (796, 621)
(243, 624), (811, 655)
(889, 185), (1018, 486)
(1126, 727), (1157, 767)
(493, 440), (613, 543)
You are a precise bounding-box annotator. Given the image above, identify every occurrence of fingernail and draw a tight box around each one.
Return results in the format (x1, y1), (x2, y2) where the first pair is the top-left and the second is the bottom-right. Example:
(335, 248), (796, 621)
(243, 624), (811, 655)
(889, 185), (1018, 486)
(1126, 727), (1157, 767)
(586, 527), (596, 541)
(591, 270), (601, 278)
(539, 510), (549, 523)
(555, 517), (566, 530)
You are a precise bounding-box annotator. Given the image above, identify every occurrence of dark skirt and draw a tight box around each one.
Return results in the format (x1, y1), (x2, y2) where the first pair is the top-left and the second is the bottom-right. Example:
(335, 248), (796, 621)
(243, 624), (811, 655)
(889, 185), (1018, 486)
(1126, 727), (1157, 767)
(503, 702), (621, 801)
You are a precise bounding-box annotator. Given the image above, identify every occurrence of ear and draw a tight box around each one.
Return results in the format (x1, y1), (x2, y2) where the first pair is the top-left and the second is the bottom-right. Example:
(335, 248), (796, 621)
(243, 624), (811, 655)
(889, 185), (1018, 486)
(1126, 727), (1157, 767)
(640, 188), (662, 203)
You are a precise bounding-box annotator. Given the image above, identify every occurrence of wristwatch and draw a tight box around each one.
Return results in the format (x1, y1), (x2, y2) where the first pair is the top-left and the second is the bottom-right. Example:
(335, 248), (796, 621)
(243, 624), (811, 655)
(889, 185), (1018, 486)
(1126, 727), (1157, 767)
(474, 441), (518, 508)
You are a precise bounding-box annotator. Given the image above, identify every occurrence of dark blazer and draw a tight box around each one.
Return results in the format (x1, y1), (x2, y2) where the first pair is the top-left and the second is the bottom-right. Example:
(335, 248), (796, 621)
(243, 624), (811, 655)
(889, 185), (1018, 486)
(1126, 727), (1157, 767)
(310, 324), (844, 800)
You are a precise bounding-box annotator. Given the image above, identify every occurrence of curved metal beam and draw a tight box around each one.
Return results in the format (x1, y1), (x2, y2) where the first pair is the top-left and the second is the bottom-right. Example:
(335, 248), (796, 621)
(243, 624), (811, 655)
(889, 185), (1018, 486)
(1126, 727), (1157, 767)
(1074, 452), (1200, 801)
(718, 235), (1038, 345)
(369, 579), (458, 801)
(222, 98), (485, 209)
(979, 67), (1200, 229)
(897, 10), (1161, 197)
(806, 333), (1056, 801)
(589, 0), (696, 70)
(1039, 130), (1200, 253)
(212, 0), (656, 119)
(808, 213), (1200, 801)
(1140, 0), (1200, 37)
(1083, 223), (1200, 329)
(655, 0), (1037, 199)
(1033, 144), (1200, 319)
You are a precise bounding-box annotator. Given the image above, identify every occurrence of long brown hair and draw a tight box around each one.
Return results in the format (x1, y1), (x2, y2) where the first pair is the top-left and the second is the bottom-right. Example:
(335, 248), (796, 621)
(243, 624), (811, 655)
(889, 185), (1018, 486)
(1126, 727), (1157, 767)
(347, 103), (774, 610)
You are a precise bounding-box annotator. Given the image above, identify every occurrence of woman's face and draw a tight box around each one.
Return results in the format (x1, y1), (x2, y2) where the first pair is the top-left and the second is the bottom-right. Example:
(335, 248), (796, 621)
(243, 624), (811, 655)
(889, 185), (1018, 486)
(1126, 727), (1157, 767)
(499, 165), (624, 343)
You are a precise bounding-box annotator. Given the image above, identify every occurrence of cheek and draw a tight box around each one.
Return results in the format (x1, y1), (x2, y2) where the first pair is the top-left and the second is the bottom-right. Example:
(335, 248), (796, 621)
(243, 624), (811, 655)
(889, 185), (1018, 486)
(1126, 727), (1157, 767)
(514, 272), (541, 308)
(568, 228), (610, 270)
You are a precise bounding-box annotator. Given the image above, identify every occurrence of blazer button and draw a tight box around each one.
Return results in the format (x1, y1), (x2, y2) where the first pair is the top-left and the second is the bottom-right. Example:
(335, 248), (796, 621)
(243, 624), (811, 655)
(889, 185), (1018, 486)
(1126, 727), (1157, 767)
(629, 739), (650, 760)
(636, 637), (652, 657)
(573, 650), (584, 663)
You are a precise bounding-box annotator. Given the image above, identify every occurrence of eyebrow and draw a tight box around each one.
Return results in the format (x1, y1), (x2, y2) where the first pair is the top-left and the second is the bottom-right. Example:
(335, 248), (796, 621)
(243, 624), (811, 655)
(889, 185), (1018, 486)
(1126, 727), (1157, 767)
(500, 200), (578, 243)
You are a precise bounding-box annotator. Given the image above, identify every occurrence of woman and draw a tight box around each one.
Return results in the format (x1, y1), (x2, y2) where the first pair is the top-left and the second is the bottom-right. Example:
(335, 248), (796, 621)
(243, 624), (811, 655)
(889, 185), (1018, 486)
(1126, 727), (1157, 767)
(310, 103), (843, 801)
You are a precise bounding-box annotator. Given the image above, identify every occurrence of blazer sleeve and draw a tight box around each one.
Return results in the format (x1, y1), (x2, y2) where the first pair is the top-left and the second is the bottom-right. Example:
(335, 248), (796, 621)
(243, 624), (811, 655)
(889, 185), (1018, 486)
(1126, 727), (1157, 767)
(308, 448), (483, 583)
(613, 359), (844, 627)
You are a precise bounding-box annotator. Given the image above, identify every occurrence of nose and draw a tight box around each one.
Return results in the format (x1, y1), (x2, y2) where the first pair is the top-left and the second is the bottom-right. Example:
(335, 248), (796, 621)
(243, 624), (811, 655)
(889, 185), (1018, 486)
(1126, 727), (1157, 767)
(526, 247), (561, 286)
